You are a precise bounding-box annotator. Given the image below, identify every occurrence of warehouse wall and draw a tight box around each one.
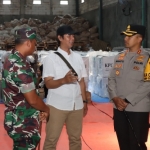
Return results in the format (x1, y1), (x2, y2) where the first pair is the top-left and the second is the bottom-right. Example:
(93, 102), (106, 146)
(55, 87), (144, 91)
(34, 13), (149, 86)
(79, 0), (150, 48)
(0, 0), (20, 14)
(102, 0), (142, 47)
(80, 0), (117, 14)
(0, 0), (76, 23)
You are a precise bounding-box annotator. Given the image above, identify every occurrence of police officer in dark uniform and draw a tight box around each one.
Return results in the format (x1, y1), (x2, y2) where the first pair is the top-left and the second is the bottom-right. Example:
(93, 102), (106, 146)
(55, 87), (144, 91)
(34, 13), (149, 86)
(108, 24), (150, 150)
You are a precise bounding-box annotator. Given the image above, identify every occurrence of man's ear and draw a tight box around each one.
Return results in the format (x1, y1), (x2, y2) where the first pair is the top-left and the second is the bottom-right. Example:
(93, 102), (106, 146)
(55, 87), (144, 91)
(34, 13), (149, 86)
(26, 40), (31, 48)
(58, 35), (63, 42)
(137, 34), (143, 43)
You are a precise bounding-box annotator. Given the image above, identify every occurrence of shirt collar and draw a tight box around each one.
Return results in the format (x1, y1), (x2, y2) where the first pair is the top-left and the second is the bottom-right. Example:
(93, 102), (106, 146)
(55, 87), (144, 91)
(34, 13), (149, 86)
(12, 49), (27, 62)
(57, 47), (73, 58)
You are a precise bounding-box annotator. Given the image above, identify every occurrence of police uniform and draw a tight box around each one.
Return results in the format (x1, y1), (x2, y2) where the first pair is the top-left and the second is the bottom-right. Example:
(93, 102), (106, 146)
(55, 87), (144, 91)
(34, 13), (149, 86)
(2, 29), (40, 150)
(108, 25), (150, 150)
(109, 49), (150, 111)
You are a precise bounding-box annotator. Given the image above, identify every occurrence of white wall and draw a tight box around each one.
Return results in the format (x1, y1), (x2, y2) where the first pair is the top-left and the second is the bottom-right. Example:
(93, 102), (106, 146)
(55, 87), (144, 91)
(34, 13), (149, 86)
(52, 0), (76, 15)
(25, 0), (51, 15)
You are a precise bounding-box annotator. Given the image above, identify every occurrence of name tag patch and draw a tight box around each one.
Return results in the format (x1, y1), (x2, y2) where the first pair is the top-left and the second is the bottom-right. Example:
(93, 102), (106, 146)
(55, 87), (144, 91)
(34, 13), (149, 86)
(134, 61), (143, 65)
(116, 60), (124, 63)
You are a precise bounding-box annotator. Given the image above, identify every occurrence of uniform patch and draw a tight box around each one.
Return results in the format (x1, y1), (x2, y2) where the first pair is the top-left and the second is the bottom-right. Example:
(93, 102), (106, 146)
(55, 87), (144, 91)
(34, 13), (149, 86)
(115, 64), (122, 69)
(116, 70), (120, 76)
(133, 66), (140, 70)
(119, 53), (125, 57)
(136, 55), (144, 62)
(118, 53), (126, 61)
(118, 56), (124, 60)
(137, 50), (142, 54)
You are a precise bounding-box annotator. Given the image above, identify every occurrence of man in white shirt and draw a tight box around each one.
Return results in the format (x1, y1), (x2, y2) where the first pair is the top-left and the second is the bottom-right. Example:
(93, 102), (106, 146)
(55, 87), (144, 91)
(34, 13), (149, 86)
(43, 25), (88, 150)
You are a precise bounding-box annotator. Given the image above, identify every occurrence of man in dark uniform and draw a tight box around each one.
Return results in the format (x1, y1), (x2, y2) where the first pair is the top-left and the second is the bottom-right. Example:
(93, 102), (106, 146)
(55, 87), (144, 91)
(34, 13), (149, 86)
(2, 28), (49, 150)
(108, 24), (150, 150)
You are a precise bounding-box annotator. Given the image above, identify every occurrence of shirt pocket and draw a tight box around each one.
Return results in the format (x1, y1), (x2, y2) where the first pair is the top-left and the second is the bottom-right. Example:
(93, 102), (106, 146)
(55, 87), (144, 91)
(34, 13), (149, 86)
(55, 65), (69, 79)
(128, 66), (143, 81)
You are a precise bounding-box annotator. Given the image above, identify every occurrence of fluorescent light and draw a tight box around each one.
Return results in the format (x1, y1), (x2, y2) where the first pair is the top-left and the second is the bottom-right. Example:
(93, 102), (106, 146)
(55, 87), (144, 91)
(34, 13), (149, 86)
(33, 0), (41, 4)
(60, 1), (68, 5)
(81, 0), (84, 3)
(3, 0), (11, 4)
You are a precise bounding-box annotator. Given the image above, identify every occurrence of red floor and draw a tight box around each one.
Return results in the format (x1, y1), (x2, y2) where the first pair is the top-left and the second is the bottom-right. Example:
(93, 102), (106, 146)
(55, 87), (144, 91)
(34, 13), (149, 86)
(0, 103), (150, 150)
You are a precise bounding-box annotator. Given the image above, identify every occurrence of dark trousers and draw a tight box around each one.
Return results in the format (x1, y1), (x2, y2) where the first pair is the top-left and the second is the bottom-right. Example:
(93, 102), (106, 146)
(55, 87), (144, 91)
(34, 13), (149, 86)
(114, 109), (149, 150)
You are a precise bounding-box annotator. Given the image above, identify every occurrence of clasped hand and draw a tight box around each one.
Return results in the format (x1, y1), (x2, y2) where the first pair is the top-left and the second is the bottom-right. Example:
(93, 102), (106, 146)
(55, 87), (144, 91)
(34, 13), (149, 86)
(112, 97), (128, 111)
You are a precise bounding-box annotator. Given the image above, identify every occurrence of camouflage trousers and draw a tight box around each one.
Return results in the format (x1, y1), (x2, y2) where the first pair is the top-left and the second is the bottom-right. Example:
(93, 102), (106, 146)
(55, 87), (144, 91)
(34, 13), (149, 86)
(4, 109), (41, 150)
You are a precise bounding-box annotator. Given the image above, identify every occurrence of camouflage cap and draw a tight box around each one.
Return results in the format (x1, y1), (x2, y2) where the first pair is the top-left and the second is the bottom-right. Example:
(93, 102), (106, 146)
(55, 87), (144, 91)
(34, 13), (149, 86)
(15, 27), (40, 41)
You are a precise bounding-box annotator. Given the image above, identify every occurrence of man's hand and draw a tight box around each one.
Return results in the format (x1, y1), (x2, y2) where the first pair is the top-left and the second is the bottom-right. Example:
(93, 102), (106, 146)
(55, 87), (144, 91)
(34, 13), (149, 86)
(112, 97), (128, 111)
(83, 103), (88, 117)
(39, 111), (49, 122)
(86, 91), (92, 103)
(63, 70), (78, 84)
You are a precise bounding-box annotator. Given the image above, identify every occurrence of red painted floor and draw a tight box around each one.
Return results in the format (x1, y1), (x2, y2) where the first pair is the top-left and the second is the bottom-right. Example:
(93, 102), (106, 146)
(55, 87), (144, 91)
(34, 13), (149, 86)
(0, 103), (150, 150)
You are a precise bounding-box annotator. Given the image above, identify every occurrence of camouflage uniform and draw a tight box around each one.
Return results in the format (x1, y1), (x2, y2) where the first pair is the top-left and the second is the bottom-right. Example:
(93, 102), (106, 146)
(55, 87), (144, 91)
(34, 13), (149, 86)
(2, 49), (40, 149)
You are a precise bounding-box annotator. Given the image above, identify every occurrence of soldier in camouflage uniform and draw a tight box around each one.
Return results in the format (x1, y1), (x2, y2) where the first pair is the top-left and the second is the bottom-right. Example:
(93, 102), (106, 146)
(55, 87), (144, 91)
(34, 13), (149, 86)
(2, 28), (49, 150)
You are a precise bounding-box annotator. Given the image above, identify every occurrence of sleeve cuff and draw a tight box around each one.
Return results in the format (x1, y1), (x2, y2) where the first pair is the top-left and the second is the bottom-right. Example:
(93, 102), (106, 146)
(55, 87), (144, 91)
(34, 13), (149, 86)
(125, 95), (136, 106)
(109, 92), (117, 100)
(124, 98), (130, 104)
(20, 82), (35, 93)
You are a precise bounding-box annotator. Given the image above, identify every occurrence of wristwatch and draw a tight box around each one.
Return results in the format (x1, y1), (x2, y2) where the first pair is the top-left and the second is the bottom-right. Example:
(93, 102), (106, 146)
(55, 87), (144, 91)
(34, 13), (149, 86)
(83, 100), (88, 103)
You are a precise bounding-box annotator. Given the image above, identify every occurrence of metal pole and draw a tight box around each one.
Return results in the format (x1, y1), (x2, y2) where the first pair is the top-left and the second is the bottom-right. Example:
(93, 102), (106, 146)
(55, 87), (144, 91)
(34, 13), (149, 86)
(75, 0), (79, 17)
(20, 0), (26, 18)
(99, 0), (103, 40)
(50, 0), (53, 15)
(142, 0), (147, 48)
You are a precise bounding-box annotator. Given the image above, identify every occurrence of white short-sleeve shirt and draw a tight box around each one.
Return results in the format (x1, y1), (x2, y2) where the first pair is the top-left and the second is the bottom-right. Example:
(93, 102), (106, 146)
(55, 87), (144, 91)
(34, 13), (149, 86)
(43, 47), (87, 110)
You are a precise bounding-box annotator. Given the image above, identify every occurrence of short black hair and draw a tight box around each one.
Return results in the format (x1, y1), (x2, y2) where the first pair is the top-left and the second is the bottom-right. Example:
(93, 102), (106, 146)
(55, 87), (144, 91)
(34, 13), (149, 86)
(15, 39), (28, 45)
(14, 38), (35, 45)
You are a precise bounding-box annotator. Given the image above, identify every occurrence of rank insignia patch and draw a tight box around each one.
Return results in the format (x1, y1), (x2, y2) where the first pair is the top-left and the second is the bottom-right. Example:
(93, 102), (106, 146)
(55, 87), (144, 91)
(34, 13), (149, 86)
(115, 64), (122, 69)
(133, 66), (140, 70)
(136, 55), (144, 62)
